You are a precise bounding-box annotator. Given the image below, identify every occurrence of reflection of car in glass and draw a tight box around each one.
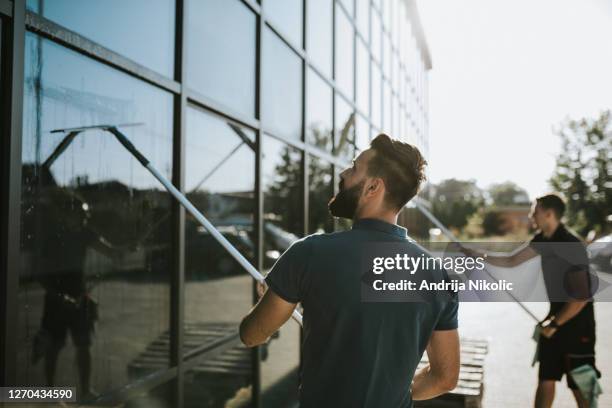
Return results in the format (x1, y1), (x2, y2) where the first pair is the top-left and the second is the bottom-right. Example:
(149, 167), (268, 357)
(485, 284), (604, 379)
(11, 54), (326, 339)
(186, 222), (256, 279)
(185, 219), (300, 279)
(588, 234), (612, 274)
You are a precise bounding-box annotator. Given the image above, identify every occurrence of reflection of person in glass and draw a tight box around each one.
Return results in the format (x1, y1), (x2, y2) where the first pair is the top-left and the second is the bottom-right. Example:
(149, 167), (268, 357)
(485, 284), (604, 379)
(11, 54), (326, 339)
(240, 134), (460, 406)
(33, 187), (122, 401)
(461, 194), (600, 408)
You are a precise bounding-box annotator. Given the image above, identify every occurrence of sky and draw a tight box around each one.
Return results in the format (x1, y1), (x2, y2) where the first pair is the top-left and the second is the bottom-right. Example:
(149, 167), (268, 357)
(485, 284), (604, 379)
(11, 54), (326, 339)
(416, 0), (612, 199)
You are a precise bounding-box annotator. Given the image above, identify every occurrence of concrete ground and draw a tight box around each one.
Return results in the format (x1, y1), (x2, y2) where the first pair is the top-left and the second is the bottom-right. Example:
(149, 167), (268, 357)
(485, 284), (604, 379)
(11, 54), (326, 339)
(459, 299), (611, 408)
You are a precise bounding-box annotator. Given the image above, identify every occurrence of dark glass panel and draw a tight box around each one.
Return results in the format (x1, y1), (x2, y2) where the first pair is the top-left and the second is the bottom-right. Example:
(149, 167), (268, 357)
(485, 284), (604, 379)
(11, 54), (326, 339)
(27, 0), (175, 76)
(261, 136), (303, 406)
(335, 4), (355, 99)
(187, 0), (256, 118)
(263, 28), (302, 141)
(19, 33), (173, 400)
(308, 155), (334, 234)
(306, 68), (333, 152)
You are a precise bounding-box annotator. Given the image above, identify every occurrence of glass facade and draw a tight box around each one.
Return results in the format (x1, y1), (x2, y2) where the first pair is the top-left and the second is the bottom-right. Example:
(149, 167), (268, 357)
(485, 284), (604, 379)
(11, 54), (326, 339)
(2, 0), (431, 406)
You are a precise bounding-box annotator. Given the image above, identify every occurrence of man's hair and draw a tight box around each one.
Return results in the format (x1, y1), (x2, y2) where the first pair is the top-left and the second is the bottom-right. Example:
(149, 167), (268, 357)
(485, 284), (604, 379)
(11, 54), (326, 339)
(536, 193), (565, 219)
(367, 134), (427, 210)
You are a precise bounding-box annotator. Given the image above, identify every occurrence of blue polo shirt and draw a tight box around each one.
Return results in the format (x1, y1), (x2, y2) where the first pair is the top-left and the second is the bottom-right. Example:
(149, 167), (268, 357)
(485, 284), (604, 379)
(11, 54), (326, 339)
(265, 218), (459, 408)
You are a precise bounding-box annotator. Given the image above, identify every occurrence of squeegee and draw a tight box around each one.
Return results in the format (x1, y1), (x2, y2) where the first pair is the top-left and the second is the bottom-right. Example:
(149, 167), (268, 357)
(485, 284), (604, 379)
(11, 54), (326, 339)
(49, 123), (303, 326)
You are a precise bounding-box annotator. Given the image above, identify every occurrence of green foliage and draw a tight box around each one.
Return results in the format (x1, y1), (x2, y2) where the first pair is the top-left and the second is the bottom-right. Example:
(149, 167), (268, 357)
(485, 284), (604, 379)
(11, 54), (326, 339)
(429, 178), (484, 230)
(549, 110), (612, 236)
(487, 181), (530, 206)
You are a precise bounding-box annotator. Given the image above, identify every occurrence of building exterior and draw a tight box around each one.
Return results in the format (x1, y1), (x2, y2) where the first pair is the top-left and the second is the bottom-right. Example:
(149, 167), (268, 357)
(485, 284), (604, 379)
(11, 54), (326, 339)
(1, 0), (431, 406)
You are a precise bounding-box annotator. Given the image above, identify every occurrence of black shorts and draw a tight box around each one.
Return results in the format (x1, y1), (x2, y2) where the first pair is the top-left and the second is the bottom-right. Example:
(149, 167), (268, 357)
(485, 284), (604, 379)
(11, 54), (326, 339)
(41, 292), (95, 348)
(538, 335), (597, 389)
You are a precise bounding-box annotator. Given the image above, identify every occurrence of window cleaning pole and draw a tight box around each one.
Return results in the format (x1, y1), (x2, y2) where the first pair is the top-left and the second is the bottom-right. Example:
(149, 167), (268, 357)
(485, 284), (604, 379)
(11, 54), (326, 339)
(413, 200), (540, 323)
(49, 124), (303, 326)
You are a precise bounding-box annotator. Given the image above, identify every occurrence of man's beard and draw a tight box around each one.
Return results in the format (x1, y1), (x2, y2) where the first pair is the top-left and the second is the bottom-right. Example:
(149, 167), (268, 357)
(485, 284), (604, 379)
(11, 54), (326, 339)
(328, 180), (364, 219)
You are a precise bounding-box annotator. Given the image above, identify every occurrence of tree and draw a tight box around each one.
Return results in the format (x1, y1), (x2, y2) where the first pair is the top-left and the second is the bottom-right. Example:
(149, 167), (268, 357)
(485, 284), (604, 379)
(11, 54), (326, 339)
(487, 181), (530, 206)
(549, 110), (612, 236)
(429, 179), (484, 231)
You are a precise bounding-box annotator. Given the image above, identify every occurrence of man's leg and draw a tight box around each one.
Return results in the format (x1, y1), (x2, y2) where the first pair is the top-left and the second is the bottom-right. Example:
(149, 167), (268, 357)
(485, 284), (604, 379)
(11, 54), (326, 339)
(535, 380), (555, 408)
(44, 345), (61, 386)
(75, 346), (91, 392)
(570, 389), (588, 408)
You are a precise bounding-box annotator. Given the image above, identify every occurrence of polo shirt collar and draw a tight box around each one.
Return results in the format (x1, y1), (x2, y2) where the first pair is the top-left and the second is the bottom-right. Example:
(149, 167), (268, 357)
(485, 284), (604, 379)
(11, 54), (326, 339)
(352, 218), (407, 239)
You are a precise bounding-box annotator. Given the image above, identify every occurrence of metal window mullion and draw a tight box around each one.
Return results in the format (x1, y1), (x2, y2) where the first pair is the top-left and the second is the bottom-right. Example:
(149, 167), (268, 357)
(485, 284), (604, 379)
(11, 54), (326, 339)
(171, 0), (187, 406)
(0, 0), (25, 387)
(252, 2), (264, 406)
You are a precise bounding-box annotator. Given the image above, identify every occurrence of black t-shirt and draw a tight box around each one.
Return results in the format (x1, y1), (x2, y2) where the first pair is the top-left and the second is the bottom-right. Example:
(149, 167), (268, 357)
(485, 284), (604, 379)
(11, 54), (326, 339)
(529, 224), (595, 346)
(265, 218), (458, 408)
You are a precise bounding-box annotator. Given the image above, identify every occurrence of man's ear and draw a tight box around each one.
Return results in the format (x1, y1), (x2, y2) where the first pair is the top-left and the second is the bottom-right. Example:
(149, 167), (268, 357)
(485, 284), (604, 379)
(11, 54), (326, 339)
(364, 177), (385, 197)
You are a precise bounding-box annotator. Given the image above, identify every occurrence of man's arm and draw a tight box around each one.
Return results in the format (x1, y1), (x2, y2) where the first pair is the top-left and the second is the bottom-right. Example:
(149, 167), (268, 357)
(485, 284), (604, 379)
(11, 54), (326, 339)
(462, 243), (539, 268)
(239, 287), (297, 347)
(411, 329), (460, 400)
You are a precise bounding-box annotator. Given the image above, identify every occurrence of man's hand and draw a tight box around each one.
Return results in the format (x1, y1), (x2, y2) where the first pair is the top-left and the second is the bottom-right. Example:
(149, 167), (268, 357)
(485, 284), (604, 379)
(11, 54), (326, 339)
(539, 318), (558, 339)
(412, 329), (460, 400)
(256, 281), (267, 299)
(239, 287), (297, 347)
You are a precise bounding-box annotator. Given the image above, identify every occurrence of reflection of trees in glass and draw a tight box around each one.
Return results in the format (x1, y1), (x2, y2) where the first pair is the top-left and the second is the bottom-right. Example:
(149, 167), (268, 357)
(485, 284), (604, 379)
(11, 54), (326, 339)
(264, 145), (303, 237)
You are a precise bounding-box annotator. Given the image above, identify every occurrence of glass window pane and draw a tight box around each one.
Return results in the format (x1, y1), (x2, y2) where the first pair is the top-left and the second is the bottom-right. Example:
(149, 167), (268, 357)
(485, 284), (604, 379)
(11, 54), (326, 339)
(356, 38), (370, 116)
(371, 62), (381, 129)
(29, 0), (175, 77)
(383, 33), (392, 79)
(334, 95), (355, 159)
(383, 79), (391, 133)
(356, 0), (369, 43)
(335, 5), (355, 100)
(183, 106), (255, 405)
(308, 154), (334, 234)
(371, 10), (382, 63)
(339, 0), (354, 17)
(263, 28), (303, 141)
(261, 136), (302, 406)
(307, 0), (333, 77)
(306, 69), (333, 152)
(355, 113), (370, 152)
(20, 33), (173, 397)
(187, 0), (256, 118)
(266, 0), (303, 48)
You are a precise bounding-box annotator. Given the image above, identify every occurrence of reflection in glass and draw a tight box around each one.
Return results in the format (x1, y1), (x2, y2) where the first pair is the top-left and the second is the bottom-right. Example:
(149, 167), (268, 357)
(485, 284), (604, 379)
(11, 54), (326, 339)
(27, 0), (175, 77)
(383, 79), (392, 133)
(371, 63), (382, 130)
(183, 107), (255, 407)
(334, 95), (355, 160)
(261, 136), (302, 406)
(383, 33), (392, 79)
(20, 33), (172, 401)
(356, 38), (370, 116)
(266, 0), (303, 48)
(306, 0), (333, 77)
(355, 114), (370, 153)
(187, 0), (256, 118)
(339, 0), (354, 16)
(263, 28), (302, 141)
(371, 10), (382, 62)
(335, 5), (355, 99)
(306, 69), (333, 152)
(356, 0), (369, 43)
(308, 155), (334, 234)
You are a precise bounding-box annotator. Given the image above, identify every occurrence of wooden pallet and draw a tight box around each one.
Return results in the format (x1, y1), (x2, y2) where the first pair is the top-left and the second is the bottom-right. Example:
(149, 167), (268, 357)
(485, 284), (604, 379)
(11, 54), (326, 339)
(128, 325), (487, 408)
(415, 338), (488, 408)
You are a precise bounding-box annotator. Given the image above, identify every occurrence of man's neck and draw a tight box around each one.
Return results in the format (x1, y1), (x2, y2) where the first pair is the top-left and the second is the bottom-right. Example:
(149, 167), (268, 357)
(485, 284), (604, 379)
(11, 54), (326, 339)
(542, 221), (560, 238)
(354, 209), (398, 225)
